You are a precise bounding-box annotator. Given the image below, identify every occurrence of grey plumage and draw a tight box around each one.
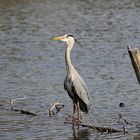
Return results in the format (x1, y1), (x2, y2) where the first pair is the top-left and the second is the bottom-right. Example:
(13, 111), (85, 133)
(64, 66), (90, 113)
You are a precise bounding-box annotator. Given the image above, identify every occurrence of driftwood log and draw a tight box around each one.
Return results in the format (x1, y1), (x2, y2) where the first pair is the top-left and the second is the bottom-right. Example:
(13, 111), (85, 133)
(128, 46), (140, 84)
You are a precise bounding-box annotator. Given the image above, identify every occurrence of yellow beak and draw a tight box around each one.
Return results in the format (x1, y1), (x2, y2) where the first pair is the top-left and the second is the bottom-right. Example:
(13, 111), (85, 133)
(51, 35), (65, 41)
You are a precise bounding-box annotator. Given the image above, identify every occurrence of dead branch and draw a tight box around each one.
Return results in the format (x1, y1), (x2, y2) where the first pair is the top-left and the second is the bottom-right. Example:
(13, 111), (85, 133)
(65, 113), (127, 134)
(49, 101), (64, 116)
(11, 96), (27, 110)
(80, 123), (128, 134)
(11, 107), (38, 116)
(10, 96), (37, 116)
(20, 110), (37, 116)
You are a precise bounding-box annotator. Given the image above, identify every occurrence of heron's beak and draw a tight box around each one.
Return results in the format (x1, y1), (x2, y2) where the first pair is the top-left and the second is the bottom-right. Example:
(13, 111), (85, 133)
(51, 35), (65, 41)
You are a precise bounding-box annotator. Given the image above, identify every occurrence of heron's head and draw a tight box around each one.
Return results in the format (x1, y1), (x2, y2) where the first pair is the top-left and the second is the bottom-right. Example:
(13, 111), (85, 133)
(52, 34), (74, 42)
(52, 34), (75, 48)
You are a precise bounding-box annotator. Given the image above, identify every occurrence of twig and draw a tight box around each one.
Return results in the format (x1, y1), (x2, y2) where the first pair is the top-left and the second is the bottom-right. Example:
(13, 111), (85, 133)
(117, 113), (129, 124)
(65, 113), (81, 124)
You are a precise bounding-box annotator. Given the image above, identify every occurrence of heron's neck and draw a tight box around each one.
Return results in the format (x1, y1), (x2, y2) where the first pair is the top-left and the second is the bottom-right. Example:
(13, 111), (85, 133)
(65, 46), (73, 72)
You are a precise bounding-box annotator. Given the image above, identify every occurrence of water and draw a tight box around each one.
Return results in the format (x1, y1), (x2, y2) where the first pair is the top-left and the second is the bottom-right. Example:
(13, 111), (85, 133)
(0, 0), (140, 139)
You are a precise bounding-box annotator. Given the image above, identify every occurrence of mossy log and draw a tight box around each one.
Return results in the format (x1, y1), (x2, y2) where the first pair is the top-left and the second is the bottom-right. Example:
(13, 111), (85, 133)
(127, 46), (140, 84)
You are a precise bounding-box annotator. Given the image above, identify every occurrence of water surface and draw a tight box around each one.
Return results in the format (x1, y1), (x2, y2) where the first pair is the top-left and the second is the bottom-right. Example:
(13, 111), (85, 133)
(0, 0), (140, 139)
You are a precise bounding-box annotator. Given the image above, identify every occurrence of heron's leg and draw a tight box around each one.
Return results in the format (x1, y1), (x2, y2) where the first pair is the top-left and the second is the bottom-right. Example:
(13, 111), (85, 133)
(77, 101), (81, 123)
(72, 102), (76, 124)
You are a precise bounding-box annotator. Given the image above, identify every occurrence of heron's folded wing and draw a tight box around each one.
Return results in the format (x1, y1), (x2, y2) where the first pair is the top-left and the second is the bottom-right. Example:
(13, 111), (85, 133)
(72, 74), (90, 108)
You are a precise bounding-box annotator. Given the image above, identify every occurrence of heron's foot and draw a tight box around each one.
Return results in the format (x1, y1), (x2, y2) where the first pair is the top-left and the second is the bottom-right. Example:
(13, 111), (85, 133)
(65, 113), (81, 125)
(72, 116), (81, 124)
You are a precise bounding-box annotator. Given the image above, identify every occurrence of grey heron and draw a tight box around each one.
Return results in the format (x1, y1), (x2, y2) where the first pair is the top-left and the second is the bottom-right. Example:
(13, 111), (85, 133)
(52, 34), (90, 122)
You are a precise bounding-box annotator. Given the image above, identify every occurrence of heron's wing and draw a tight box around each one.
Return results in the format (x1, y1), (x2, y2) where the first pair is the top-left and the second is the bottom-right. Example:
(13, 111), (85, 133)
(64, 79), (67, 91)
(71, 72), (90, 112)
(64, 74), (74, 100)
(64, 74), (71, 91)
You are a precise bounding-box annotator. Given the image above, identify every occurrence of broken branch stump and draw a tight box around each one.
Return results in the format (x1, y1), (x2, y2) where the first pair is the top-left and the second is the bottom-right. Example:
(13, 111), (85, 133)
(127, 46), (140, 84)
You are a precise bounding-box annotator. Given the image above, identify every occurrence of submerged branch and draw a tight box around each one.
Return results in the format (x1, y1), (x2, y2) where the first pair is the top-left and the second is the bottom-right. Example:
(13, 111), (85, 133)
(10, 96), (37, 116)
(80, 123), (127, 134)
(65, 113), (128, 134)
(20, 110), (37, 116)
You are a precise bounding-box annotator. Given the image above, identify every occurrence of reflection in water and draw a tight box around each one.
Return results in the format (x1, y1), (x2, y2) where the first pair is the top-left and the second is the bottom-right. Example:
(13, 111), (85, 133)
(134, 123), (140, 139)
(72, 126), (90, 140)
(134, 134), (140, 140)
